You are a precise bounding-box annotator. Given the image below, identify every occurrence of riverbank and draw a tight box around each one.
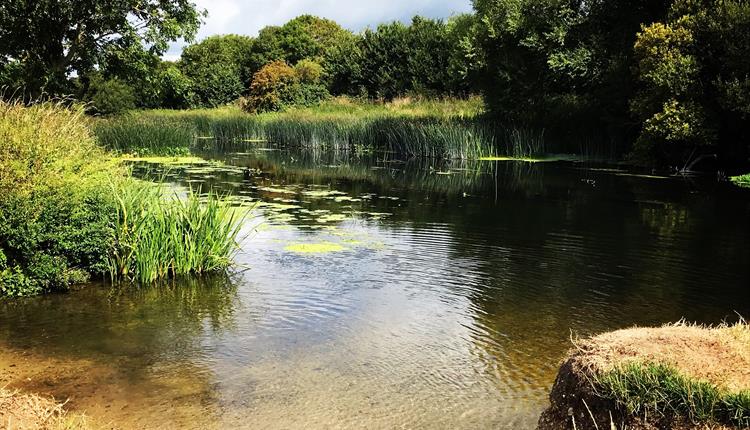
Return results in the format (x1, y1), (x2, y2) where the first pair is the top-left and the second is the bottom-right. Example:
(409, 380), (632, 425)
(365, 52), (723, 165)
(539, 322), (750, 430)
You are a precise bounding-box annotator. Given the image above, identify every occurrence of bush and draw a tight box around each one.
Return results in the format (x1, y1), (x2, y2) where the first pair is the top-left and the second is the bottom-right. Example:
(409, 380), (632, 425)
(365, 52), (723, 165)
(89, 78), (136, 115)
(0, 101), (117, 296)
(242, 60), (329, 113)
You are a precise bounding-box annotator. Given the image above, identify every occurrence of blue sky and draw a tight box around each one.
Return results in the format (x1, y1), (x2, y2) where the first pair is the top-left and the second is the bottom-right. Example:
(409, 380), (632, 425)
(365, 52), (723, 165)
(165, 0), (473, 60)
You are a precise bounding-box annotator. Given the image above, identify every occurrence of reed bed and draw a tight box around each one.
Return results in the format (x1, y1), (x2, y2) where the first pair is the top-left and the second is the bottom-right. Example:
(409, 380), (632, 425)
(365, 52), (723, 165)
(108, 179), (248, 284)
(93, 98), (556, 160)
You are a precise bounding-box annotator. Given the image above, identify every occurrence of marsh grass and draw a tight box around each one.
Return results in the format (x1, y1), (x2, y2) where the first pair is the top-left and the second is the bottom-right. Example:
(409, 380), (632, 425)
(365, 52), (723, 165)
(595, 362), (750, 428)
(93, 98), (535, 159)
(108, 179), (249, 284)
(94, 115), (197, 156)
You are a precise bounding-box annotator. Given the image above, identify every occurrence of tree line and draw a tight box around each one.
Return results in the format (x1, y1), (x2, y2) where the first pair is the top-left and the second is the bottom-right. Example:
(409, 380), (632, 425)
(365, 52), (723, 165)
(0, 0), (748, 167)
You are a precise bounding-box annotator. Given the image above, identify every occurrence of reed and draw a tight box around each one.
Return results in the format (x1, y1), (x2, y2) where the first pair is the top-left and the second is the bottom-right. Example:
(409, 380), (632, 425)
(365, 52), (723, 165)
(108, 179), (248, 284)
(93, 98), (511, 159)
(94, 115), (197, 156)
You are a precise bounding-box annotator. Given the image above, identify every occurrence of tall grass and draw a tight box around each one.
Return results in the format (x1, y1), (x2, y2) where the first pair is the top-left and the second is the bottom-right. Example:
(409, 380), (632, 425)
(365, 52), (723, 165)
(108, 179), (248, 284)
(94, 115), (197, 156)
(92, 98), (517, 160)
(596, 362), (750, 428)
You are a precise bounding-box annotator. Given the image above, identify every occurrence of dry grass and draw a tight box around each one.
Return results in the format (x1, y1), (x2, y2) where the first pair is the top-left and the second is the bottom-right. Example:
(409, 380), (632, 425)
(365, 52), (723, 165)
(540, 320), (750, 430)
(0, 388), (88, 430)
(574, 320), (750, 392)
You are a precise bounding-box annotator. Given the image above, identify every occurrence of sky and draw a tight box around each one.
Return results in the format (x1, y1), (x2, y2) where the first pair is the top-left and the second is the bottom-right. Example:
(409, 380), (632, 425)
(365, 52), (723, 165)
(164, 0), (473, 60)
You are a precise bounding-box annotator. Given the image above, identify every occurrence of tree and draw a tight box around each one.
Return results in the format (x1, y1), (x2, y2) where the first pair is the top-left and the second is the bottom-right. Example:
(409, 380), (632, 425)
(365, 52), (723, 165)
(248, 15), (353, 75)
(0, 0), (204, 97)
(358, 22), (412, 100)
(631, 1), (750, 166)
(179, 34), (254, 107)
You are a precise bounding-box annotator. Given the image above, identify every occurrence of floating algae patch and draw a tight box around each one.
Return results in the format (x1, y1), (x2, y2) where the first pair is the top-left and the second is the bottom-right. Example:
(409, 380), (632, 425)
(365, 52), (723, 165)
(478, 155), (579, 163)
(302, 190), (347, 198)
(317, 214), (348, 223)
(258, 186), (298, 195)
(121, 155), (211, 165)
(284, 242), (349, 254)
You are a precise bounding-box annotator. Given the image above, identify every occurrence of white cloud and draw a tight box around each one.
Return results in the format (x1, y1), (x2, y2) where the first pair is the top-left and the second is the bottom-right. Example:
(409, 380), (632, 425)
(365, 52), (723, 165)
(165, 0), (472, 59)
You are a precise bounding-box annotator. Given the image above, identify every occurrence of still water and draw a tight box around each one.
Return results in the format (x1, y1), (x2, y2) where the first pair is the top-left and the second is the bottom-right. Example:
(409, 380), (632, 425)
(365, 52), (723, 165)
(1, 149), (749, 429)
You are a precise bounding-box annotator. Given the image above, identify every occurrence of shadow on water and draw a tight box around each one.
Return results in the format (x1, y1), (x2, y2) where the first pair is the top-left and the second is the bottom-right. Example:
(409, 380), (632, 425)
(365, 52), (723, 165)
(2, 145), (750, 428)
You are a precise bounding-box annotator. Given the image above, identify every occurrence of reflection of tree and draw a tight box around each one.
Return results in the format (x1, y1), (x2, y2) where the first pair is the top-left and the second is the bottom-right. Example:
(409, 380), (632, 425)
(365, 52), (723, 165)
(0, 274), (241, 362)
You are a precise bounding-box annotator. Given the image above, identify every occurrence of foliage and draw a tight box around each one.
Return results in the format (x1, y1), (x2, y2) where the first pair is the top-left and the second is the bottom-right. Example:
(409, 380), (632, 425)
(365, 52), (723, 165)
(107, 181), (247, 284)
(631, 1), (750, 166)
(0, 0), (204, 97)
(0, 101), (247, 297)
(730, 173), (750, 188)
(0, 101), (116, 296)
(358, 22), (412, 100)
(180, 35), (254, 107)
(248, 15), (352, 74)
(87, 77), (136, 115)
(596, 362), (750, 428)
(243, 60), (329, 113)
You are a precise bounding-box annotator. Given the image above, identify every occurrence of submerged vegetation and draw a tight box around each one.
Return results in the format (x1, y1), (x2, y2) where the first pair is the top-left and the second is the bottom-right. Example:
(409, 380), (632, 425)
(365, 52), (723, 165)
(0, 101), (247, 297)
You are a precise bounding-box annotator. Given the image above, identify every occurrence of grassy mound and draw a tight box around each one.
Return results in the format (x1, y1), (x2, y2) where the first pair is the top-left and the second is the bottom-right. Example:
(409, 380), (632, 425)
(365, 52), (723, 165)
(538, 321), (750, 430)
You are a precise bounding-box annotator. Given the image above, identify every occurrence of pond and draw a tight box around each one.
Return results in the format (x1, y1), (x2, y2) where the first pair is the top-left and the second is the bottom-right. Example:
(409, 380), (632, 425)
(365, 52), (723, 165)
(1, 148), (749, 429)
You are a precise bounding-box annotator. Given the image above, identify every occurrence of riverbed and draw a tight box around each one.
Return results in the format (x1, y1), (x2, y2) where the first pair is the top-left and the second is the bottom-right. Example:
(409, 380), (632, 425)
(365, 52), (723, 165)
(1, 149), (749, 429)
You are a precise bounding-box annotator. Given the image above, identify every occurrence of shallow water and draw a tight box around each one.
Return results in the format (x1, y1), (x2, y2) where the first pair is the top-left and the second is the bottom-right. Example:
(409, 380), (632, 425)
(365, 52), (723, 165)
(1, 149), (749, 429)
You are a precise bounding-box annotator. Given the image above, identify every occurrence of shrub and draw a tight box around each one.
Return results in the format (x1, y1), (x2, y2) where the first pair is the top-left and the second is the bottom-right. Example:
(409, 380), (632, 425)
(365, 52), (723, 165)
(242, 60), (329, 113)
(243, 60), (299, 113)
(0, 101), (117, 296)
(89, 78), (136, 115)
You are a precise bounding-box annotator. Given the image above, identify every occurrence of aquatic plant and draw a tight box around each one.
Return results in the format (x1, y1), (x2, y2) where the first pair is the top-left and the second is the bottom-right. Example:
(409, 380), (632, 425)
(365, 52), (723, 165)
(730, 173), (750, 188)
(108, 179), (248, 284)
(93, 115), (197, 156)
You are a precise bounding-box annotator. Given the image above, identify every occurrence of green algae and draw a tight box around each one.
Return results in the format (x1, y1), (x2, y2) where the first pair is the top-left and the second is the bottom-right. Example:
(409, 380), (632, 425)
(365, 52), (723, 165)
(284, 242), (349, 254)
(302, 190), (347, 198)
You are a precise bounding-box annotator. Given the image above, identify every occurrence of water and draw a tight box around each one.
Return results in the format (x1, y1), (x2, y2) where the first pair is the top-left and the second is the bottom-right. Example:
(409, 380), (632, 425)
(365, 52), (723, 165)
(1, 149), (749, 429)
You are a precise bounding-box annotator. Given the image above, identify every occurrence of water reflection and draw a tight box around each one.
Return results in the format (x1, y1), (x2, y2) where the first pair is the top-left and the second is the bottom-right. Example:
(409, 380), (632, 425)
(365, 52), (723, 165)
(1, 148), (749, 429)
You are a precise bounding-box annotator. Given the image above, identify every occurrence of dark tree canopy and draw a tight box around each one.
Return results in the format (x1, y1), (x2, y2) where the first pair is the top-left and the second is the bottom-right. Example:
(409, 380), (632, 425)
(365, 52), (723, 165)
(0, 0), (204, 95)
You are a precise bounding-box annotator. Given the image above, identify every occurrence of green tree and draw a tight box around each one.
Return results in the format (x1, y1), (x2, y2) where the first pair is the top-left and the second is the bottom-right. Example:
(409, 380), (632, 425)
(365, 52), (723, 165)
(631, 1), (750, 166)
(358, 22), (412, 100)
(0, 0), (204, 97)
(249, 15), (352, 75)
(87, 76), (136, 115)
(179, 34), (254, 107)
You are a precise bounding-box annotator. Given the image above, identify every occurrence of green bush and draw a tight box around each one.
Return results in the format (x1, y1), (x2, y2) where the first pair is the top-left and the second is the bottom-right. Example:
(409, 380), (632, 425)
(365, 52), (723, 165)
(89, 78), (137, 115)
(242, 60), (329, 113)
(0, 101), (118, 296)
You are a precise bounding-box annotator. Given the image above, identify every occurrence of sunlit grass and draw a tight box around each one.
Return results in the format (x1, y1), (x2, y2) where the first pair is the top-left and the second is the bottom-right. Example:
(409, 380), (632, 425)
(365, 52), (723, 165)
(595, 362), (750, 428)
(108, 179), (249, 284)
(731, 173), (750, 188)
